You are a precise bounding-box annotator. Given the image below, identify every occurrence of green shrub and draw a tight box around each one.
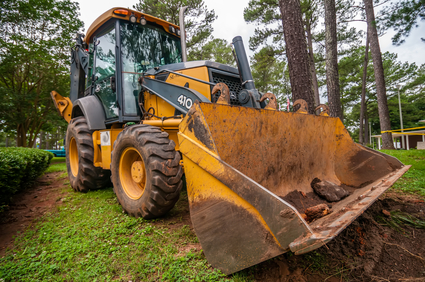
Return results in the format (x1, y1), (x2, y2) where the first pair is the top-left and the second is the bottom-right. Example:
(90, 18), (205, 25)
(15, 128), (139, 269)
(0, 148), (53, 212)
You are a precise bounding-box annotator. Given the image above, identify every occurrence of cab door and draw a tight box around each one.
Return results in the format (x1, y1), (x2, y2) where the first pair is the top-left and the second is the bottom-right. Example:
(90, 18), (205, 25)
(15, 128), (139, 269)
(93, 24), (119, 120)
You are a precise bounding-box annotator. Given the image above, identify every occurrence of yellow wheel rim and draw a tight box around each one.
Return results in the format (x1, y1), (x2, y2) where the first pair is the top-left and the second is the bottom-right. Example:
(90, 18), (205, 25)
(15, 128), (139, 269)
(119, 147), (146, 200)
(69, 137), (79, 177)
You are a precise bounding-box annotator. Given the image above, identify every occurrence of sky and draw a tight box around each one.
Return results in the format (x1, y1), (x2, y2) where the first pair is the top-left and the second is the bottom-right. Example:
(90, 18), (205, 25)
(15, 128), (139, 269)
(75, 0), (425, 67)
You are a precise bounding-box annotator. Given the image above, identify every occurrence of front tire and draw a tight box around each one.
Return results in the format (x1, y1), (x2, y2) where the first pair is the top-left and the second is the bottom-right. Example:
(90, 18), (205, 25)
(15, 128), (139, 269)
(66, 116), (111, 192)
(111, 125), (183, 219)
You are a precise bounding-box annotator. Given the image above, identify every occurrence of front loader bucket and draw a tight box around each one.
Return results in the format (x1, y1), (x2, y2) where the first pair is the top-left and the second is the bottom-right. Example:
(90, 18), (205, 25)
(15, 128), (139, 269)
(177, 102), (409, 275)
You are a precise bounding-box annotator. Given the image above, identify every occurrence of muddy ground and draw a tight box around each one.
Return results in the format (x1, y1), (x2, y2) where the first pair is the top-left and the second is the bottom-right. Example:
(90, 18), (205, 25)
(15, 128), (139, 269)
(1, 172), (424, 282)
(253, 193), (425, 282)
(0, 172), (66, 257)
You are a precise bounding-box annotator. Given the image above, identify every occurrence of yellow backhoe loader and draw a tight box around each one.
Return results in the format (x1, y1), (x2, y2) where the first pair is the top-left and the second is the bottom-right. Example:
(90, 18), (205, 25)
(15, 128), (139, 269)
(51, 7), (410, 275)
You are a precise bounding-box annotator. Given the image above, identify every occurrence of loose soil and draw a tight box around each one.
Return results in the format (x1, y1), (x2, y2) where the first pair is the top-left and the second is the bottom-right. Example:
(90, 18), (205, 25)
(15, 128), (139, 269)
(1, 171), (424, 282)
(253, 194), (425, 282)
(282, 191), (330, 213)
(0, 172), (67, 257)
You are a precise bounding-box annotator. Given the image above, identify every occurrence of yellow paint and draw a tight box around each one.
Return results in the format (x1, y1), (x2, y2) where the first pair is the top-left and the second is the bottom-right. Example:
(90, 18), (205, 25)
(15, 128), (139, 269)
(50, 91), (72, 123)
(85, 7), (180, 44)
(92, 131), (102, 167)
(167, 131), (180, 151)
(142, 67), (211, 127)
(382, 125), (425, 133)
(69, 137), (79, 177)
(178, 105), (282, 247)
(100, 129), (123, 170)
(178, 102), (218, 154)
(181, 147), (282, 248)
(165, 67), (211, 100)
(131, 161), (145, 183)
(119, 147), (146, 199)
(142, 119), (182, 128)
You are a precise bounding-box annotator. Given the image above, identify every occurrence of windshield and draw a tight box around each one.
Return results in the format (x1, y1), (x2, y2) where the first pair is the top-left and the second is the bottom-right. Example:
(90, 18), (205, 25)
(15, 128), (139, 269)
(120, 21), (182, 115)
(120, 22), (182, 73)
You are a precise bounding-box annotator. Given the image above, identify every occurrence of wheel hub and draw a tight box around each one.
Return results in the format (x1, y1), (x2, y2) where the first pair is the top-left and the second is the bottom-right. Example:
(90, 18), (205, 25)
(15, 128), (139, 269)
(131, 161), (145, 184)
(119, 147), (146, 200)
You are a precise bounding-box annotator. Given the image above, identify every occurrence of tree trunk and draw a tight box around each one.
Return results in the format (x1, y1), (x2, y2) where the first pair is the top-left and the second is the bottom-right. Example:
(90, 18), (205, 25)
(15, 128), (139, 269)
(305, 20), (320, 107)
(324, 0), (343, 121)
(46, 133), (50, 149)
(279, 0), (315, 114)
(359, 34), (370, 145)
(365, 115), (369, 144)
(55, 129), (59, 149)
(363, 0), (395, 149)
(40, 131), (45, 149)
(17, 124), (27, 147)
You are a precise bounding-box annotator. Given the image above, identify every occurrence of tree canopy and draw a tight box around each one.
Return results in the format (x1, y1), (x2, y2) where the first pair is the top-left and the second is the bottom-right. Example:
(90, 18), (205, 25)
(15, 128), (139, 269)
(0, 0), (83, 147)
(133, 0), (217, 57)
(250, 46), (289, 106)
(382, 0), (425, 45)
(188, 38), (235, 65)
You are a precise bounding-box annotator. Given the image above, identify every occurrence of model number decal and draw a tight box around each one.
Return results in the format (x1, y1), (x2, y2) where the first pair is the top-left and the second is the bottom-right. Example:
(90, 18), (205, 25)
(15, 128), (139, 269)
(177, 94), (193, 109)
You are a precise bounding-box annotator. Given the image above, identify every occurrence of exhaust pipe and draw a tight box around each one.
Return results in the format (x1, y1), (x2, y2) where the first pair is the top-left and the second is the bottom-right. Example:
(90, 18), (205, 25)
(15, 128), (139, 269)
(232, 36), (261, 108)
(179, 6), (188, 62)
(232, 36), (255, 90)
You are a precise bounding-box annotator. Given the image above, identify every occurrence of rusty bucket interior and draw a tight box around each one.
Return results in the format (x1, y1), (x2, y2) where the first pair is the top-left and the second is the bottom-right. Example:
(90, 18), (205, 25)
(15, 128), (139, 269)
(178, 102), (410, 275)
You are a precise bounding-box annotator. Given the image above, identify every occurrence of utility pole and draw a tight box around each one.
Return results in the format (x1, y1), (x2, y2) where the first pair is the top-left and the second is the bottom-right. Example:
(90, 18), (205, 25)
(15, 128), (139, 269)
(397, 84), (405, 149)
(369, 121), (372, 145)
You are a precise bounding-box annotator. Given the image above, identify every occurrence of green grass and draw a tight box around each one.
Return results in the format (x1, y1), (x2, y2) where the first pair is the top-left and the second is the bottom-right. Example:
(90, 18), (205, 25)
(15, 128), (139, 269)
(377, 210), (425, 233)
(45, 158), (67, 173)
(2, 150), (423, 280)
(50, 157), (66, 164)
(0, 158), (232, 281)
(0, 187), (228, 281)
(381, 149), (425, 198)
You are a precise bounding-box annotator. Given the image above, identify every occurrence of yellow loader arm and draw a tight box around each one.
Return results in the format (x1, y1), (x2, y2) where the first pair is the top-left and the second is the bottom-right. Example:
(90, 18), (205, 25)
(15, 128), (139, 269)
(50, 91), (72, 123)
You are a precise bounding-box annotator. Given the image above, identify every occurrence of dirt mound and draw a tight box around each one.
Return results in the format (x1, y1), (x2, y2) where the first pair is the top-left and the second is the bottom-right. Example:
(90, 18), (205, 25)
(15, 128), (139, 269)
(320, 197), (425, 281)
(250, 196), (425, 282)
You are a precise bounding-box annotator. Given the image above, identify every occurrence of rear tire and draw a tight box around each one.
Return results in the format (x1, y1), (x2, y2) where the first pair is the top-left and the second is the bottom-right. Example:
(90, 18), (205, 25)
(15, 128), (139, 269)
(66, 116), (111, 192)
(111, 124), (183, 219)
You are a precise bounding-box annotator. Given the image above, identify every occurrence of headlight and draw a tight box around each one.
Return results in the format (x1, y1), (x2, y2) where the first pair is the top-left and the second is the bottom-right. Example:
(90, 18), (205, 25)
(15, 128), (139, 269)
(140, 16), (147, 25)
(129, 13), (137, 24)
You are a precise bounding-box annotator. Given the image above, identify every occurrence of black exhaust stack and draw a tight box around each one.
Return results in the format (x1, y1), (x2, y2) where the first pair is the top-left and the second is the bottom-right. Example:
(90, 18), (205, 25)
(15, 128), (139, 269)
(232, 36), (261, 108)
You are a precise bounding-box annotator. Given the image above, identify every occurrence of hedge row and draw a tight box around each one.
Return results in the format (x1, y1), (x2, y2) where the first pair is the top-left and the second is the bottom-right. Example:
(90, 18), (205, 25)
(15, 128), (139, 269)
(0, 147), (54, 212)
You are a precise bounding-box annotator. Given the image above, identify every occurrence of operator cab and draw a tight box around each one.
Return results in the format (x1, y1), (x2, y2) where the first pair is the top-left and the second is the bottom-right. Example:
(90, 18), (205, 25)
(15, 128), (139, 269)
(82, 8), (183, 124)
(71, 7), (260, 129)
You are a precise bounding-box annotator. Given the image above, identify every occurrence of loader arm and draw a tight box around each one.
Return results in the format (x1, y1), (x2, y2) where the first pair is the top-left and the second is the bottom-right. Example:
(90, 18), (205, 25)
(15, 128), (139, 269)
(141, 77), (210, 114)
(50, 91), (72, 123)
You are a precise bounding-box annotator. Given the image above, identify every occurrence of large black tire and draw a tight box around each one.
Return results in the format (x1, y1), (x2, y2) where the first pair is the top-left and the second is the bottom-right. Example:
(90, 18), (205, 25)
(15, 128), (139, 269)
(111, 124), (183, 219)
(66, 116), (111, 192)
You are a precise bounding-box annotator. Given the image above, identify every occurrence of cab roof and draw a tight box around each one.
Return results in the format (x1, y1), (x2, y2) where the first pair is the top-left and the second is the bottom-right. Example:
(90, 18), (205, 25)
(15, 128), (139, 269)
(84, 7), (180, 44)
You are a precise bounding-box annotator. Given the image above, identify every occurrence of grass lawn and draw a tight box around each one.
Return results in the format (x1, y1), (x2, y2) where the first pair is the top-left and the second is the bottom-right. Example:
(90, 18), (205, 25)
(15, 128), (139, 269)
(381, 149), (425, 198)
(0, 158), (232, 281)
(0, 187), (229, 281)
(0, 150), (423, 281)
(45, 157), (67, 174)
